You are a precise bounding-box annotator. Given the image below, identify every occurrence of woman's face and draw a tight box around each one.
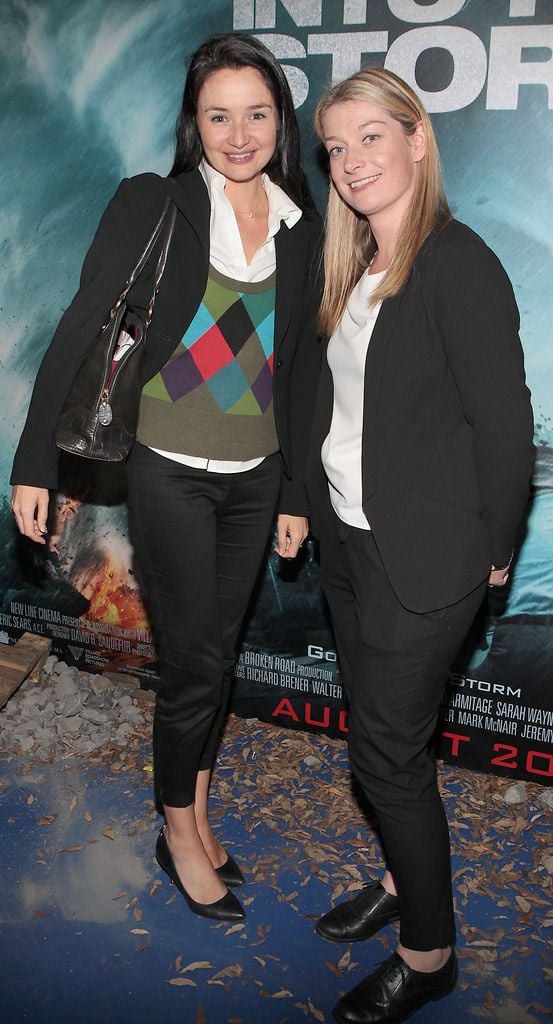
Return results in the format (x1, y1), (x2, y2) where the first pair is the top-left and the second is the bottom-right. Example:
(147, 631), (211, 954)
(321, 99), (425, 228)
(196, 66), (278, 184)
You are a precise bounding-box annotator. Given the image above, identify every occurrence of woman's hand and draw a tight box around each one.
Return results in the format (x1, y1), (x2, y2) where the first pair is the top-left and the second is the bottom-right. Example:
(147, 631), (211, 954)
(11, 485), (50, 544)
(275, 514), (309, 559)
(488, 566), (509, 588)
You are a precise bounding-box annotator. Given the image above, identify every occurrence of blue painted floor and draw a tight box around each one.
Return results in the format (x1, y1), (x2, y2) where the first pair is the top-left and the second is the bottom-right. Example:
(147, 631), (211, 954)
(1, 715), (551, 1024)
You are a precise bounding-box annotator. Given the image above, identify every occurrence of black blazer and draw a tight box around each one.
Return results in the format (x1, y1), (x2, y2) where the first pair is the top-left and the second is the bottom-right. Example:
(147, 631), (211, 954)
(307, 219), (535, 613)
(11, 170), (322, 514)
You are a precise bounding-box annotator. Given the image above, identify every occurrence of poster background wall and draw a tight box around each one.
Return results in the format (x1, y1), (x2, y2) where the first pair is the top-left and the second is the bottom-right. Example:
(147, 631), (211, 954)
(1, 0), (552, 783)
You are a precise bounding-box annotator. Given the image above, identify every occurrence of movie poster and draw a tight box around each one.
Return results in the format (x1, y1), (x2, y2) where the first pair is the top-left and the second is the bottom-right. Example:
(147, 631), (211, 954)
(1, 0), (552, 782)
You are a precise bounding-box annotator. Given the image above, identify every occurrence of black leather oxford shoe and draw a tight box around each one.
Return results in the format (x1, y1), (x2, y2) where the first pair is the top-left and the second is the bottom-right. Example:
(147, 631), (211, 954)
(316, 882), (400, 943)
(333, 949), (457, 1023)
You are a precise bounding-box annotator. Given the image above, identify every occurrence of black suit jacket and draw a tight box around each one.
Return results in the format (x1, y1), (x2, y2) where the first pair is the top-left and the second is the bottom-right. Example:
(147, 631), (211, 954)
(307, 219), (535, 612)
(11, 170), (322, 514)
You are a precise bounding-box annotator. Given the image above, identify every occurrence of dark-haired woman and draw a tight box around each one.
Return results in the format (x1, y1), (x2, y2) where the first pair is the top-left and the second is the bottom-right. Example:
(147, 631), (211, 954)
(11, 33), (321, 923)
(307, 69), (533, 1022)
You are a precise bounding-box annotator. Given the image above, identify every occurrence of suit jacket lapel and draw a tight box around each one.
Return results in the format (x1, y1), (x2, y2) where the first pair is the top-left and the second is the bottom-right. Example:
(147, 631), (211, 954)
(169, 170), (210, 257)
(274, 223), (300, 351)
(361, 285), (407, 500)
(363, 289), (405, 423)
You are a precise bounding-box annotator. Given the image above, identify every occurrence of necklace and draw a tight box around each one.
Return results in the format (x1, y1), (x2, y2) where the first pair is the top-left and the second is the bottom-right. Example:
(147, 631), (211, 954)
(232, 194), (264, 219)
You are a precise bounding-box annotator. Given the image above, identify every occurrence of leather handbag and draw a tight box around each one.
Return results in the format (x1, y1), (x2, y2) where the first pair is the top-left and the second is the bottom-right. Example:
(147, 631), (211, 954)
(55, 195), (176, 461)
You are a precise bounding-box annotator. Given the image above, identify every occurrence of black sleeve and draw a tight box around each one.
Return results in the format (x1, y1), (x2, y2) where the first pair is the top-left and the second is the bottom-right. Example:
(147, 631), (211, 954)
(10, 174), (167, 489)
(434, 235), (535, 566)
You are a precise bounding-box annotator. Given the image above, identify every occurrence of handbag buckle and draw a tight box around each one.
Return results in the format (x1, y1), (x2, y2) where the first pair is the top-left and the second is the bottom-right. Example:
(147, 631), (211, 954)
(98, 391), (113, 426)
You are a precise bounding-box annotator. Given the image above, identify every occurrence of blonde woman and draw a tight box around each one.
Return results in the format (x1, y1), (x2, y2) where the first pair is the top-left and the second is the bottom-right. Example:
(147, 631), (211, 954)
(307, 68), (534, 1023)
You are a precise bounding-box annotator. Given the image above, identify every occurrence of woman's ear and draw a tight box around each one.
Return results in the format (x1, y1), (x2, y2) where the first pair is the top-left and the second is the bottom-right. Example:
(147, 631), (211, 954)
(411, 120), (426, 163)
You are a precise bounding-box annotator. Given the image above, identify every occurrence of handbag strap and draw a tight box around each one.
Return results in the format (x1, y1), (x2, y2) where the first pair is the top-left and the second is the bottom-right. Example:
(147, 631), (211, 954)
(145, 201), (177, 327)
(106, 191), (177, 326)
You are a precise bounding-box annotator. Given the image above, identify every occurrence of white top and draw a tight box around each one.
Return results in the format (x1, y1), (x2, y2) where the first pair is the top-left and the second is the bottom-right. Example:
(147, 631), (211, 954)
(151, 159), (302, 473)
(321, 270), (385, 529)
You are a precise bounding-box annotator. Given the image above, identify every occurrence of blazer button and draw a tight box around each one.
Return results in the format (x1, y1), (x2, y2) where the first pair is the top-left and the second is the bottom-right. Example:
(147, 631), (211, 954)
(276, 359), (283, 369)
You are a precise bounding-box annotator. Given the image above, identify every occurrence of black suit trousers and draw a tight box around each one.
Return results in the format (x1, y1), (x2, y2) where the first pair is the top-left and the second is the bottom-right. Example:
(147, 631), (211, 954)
(126, 443), (280, 807)
(318, 506), (486, 949)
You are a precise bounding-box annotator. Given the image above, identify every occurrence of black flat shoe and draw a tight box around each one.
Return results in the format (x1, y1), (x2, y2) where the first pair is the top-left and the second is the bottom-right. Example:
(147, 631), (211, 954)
(215, 853), (245, 888)
(316, 882), (400, 943)
(155, 827), (245, 922)
(333, 949), (458, 1024)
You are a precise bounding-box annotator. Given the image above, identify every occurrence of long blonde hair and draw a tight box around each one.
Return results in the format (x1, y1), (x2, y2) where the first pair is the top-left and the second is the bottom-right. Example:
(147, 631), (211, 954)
(314, 68), (451, 335)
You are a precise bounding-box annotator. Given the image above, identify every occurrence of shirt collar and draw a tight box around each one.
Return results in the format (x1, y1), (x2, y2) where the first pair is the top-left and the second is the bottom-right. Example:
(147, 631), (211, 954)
(199, 159), (302, 231)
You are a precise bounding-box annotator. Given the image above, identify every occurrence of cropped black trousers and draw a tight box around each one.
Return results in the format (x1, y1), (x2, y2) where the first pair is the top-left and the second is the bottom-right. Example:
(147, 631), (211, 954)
(126, 443), (280, 808)
(318, 508), (486, 950)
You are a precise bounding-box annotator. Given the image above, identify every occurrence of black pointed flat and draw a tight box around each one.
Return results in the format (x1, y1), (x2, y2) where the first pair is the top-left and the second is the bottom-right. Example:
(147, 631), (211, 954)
(215, 853), (245, 888)
(155, 827), (245, 922)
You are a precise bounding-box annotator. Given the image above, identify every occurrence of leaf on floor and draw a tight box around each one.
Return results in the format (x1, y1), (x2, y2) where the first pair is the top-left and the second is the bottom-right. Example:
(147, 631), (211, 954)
(210, 964), (244, 980)
(224, 922), (246, 936)
(307, 998), (326, 1022)
(179, 961), (213, 973)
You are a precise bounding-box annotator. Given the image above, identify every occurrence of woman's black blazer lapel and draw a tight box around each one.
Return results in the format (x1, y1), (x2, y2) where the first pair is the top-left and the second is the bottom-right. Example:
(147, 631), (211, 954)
(274, 219), (309, 352)
(169, 171), (210, 256)
(361, 288), (407, 500)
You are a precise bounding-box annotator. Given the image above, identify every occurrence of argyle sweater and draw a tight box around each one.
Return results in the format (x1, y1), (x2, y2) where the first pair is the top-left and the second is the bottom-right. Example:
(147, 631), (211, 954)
(136, 265), (278, 460)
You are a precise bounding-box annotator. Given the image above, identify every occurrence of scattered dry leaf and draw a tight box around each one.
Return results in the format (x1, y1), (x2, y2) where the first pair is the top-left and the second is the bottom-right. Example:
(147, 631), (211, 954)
(225, 923), (246, 936)
(210, 964), (243, 980)
(180, 961), (213, 973)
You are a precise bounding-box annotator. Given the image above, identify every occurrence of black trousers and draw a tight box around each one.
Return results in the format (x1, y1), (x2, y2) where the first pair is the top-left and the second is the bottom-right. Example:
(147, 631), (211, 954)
(318, 510), (486, 950)
(126, 443), (281, 807)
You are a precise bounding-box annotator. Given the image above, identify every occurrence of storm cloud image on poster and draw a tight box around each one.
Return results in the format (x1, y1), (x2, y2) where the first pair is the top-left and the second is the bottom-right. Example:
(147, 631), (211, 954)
(1, 0), (552, 779)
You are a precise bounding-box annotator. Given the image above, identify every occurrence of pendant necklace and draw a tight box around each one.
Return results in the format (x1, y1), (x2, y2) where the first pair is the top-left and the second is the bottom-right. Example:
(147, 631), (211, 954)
(233, 194), (264, 219)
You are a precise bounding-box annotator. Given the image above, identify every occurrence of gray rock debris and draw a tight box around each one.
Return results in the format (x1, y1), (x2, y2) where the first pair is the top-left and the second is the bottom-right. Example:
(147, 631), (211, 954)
(538, 789), (553, 812)
(504, 781), (527, 804)
(0, 655), (150, 759)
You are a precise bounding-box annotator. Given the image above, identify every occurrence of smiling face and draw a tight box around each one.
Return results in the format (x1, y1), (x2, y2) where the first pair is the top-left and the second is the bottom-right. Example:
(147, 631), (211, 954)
(321, 99), (426, 232)
(195, 66), (278, 184)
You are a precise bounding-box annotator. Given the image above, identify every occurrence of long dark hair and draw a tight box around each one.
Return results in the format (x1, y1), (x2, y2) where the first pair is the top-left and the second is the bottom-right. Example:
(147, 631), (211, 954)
(169, 33), (314, 211)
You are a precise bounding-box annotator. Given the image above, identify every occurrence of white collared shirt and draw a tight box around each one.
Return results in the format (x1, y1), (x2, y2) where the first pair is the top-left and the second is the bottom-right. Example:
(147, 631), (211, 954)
(200, 158), (302, 283)
(151, 160), (302, 472)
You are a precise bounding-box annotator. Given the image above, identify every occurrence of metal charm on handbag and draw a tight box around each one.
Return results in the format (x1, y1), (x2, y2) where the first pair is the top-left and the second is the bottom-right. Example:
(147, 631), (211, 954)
(55, 195), (176, 462)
